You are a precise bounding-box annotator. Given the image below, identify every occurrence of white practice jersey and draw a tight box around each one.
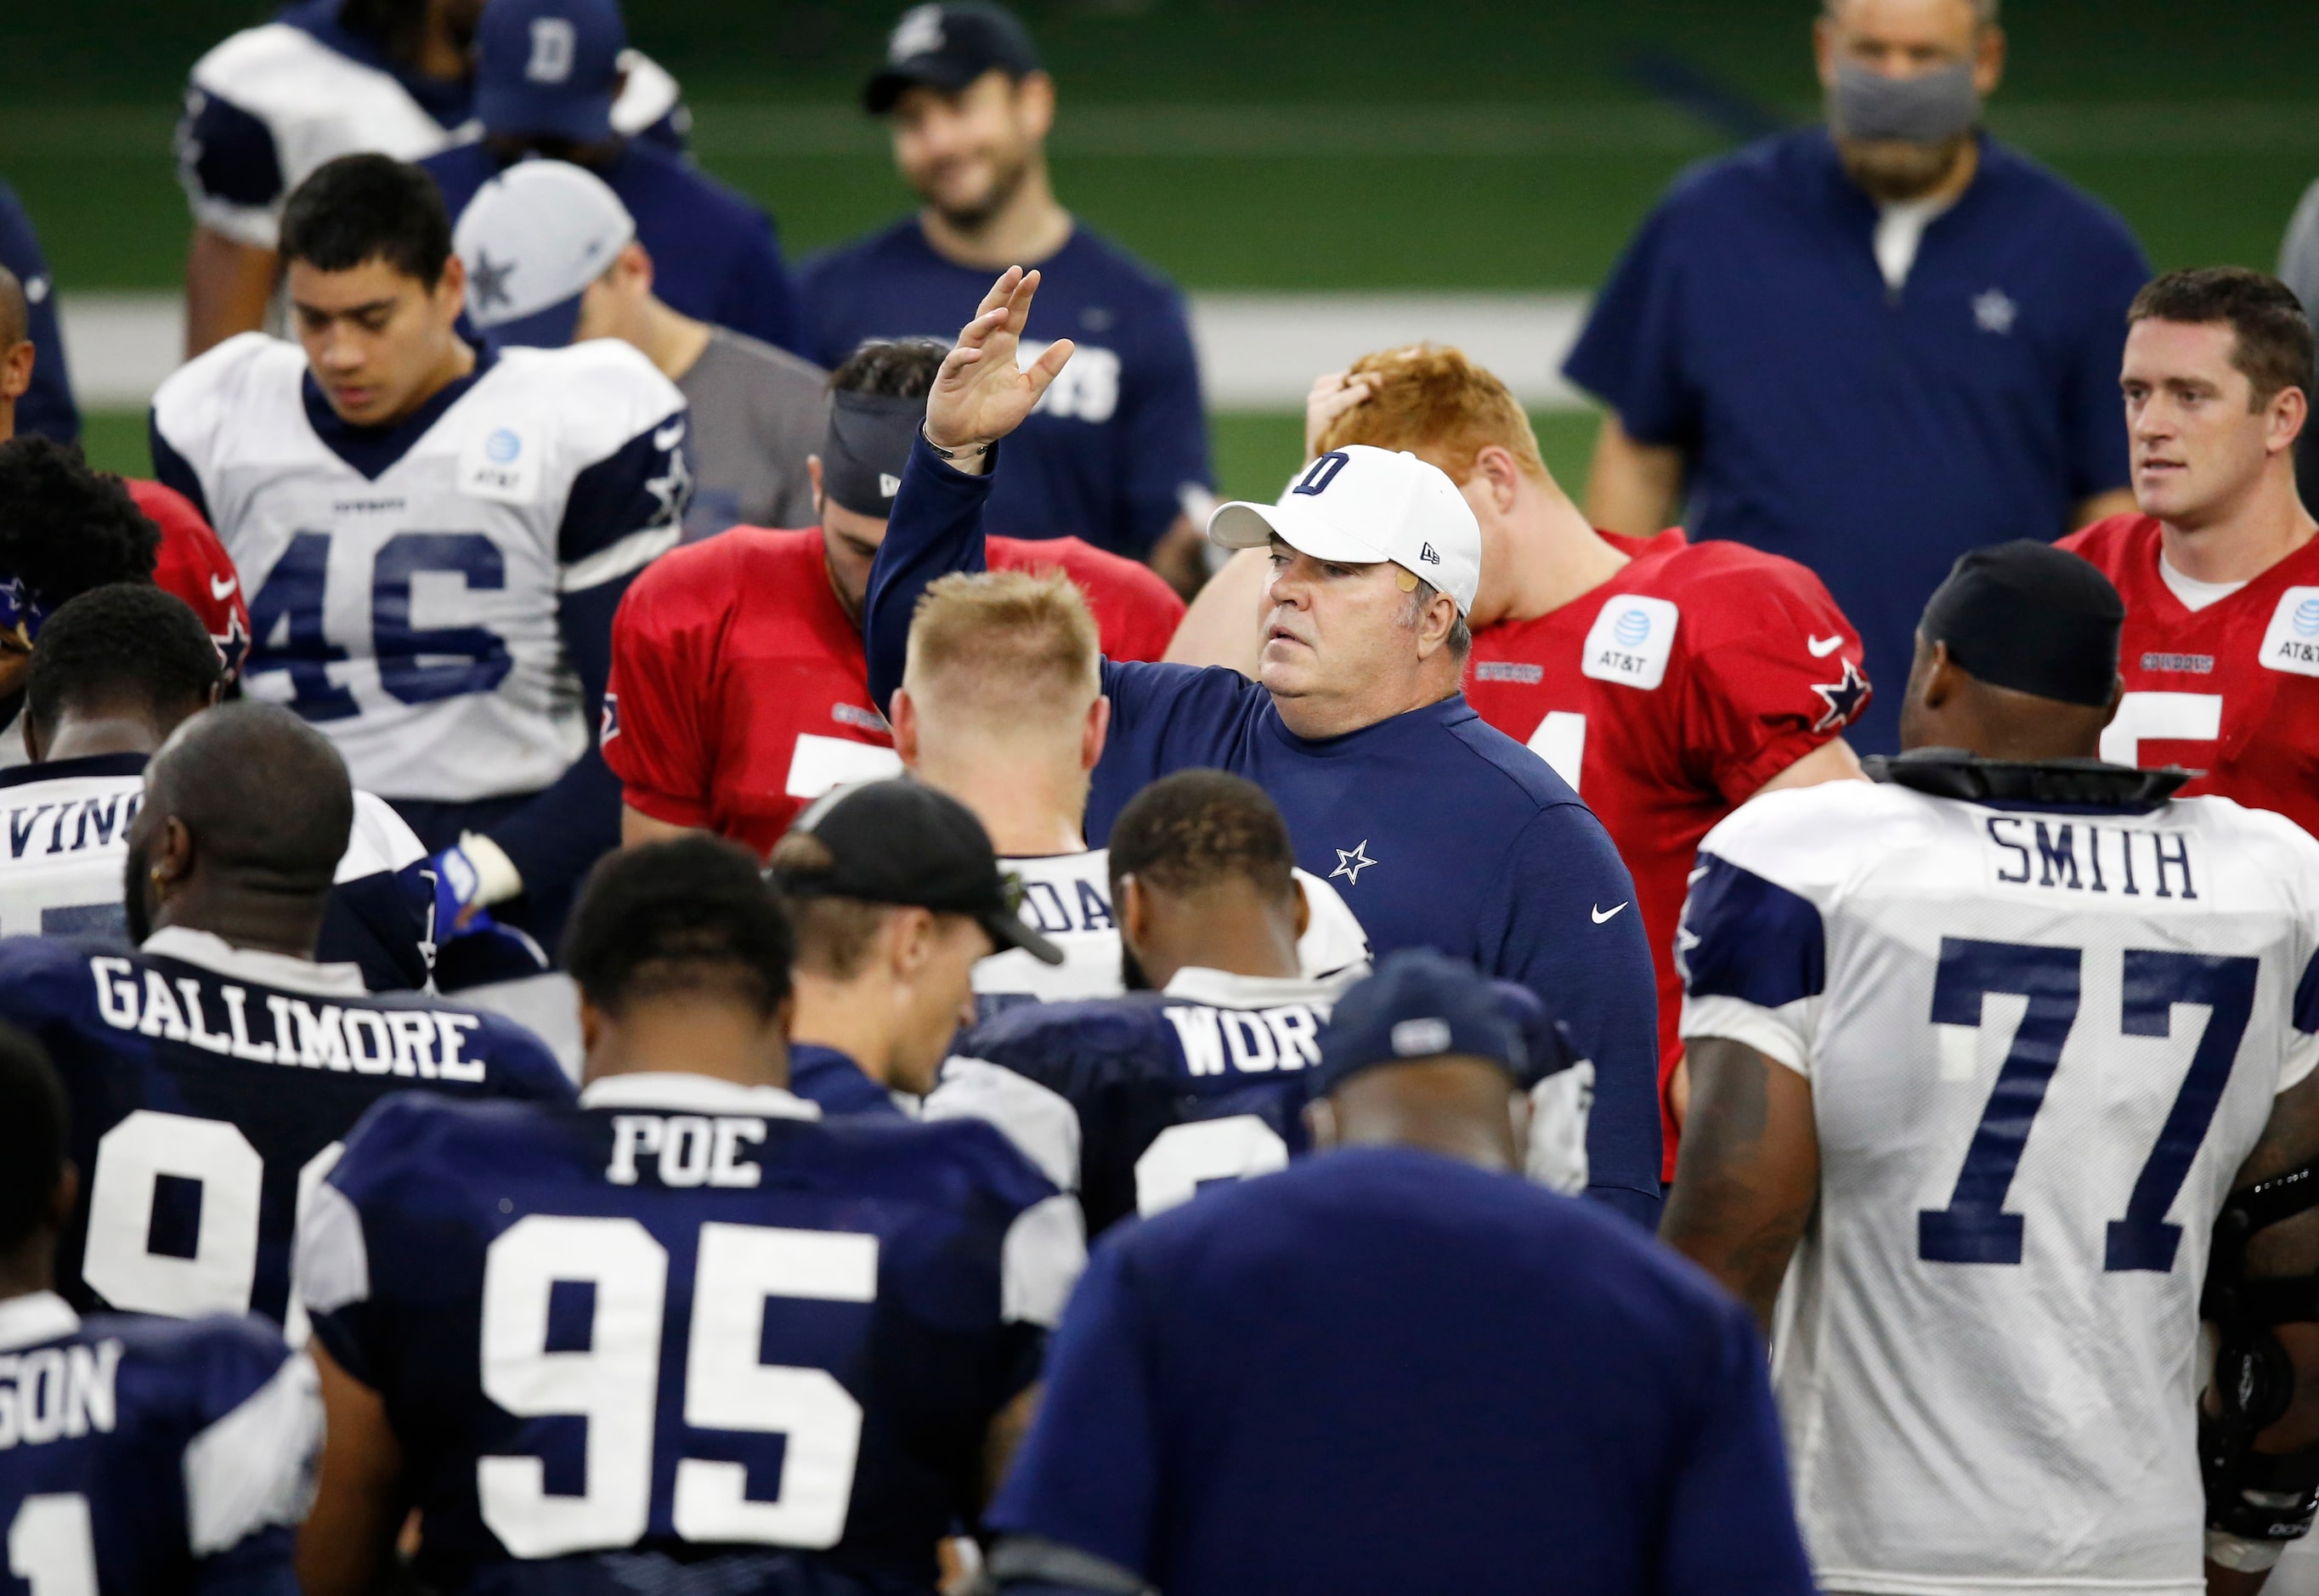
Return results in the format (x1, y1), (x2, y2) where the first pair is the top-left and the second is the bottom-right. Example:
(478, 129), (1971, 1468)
(178, 14), (682, 249)
(0, 755), (426, 939)
(1678, 776), (2319, 1596)
(975, 847), (1372, 1010)
(151, 335), (687, 803)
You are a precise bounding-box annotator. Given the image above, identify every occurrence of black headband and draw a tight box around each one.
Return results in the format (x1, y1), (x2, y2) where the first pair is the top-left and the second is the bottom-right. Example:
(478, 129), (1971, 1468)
(821, 390), (926, 519)
(1920, 540), (2124, 708)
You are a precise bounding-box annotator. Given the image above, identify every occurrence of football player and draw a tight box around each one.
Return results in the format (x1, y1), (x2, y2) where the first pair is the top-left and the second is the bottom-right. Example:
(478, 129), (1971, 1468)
(0, 701), (572, 1330)
(0, 435), (251, 769)
(0, 1028), (325, 1596)
(151, 154), (690, 987)
(296, 835), (1083, 1596)
(1, 586), (432, 988)
(608, 337), (1183, 855)
(894, 567), (1366, 1013)
(2061, 268), (2319, 840)
(1173, 344), (1869, 1174)
(178, 0), (687, 354)
(1662, 542), (2319, 1593)
(765, 778), (1063, 1118)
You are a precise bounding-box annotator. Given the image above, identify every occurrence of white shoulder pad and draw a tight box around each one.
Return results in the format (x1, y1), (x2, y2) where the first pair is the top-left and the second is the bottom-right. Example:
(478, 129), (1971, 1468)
(1292, 867), (1371, 981)
(184, 1349), (323, 1557)
(1695, 778), (1932, 904)
(925, 1056), (1081, 1191)
(488, 342), (687, 466)
(189, 23), (455, 197)
(296, 1179), (370, 1321)
(150, 334), (307, 496)
(338, 790), (427, 882)
(1002, 1194), (1087, 1329)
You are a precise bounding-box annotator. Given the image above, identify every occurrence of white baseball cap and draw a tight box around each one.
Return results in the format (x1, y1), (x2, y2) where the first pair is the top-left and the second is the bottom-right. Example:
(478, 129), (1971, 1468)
(453, 159), (636, 348)
(1208, 444), (1483, 616)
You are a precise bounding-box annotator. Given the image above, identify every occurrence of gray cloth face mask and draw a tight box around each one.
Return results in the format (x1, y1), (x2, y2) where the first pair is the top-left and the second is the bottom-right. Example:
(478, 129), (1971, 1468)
(1830, 59), (1981, 144)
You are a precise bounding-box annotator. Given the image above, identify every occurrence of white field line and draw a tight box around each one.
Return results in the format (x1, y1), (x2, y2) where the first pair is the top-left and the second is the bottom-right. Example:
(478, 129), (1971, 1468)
(61, 289), (1598, 411)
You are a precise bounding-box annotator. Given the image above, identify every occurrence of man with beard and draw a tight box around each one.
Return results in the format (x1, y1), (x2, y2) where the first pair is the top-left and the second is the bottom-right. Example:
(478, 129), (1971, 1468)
(1564, 0), (2148, 753)
(795, 4), (1212, 592)
(0, 700), (570, 1327)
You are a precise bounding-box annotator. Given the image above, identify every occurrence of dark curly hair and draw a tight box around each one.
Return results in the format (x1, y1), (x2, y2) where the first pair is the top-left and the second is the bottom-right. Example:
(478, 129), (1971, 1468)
(1107, 768), (1297, 903)
(829, 337), (949, 401)
(0, 438), (160, 606)
(563, 835), (797, 1018)
(25, 585), (223, 742)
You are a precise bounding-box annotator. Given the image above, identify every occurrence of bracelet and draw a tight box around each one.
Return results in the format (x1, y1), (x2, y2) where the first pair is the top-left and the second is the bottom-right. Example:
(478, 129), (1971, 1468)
(920, 423), (994, 462)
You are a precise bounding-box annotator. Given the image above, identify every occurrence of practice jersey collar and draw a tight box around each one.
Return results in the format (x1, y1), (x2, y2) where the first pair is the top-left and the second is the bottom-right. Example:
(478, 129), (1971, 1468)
(302, 342), (496, 482)
(277, 0), (477, 129)
(1162, 965), (1357, 1009)
(0, 1292), (79, 1353)
(1867, 748), (2190, 814)
(581, 1072), (822, 1121)
(0, 751), (149, 790)
(141, 926), (370, 997)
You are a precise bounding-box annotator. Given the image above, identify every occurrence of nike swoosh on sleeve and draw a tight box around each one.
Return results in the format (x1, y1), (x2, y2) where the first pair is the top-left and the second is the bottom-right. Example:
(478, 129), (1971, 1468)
(1591, 902), (1628, 924)
(210, 574), (239, 600)
(1807, 634), (1845, 657)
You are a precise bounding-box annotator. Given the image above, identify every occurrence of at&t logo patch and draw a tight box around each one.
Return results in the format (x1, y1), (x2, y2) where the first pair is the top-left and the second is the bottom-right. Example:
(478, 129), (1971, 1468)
(1581, 595), (1678, 690)
(2260, 586), (2319, 678)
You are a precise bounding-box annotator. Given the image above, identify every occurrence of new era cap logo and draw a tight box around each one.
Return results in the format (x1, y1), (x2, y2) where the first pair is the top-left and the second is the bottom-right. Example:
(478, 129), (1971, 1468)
(890, 4), (944, 61)
(1419, 542), (1440, 565)
(879, 473), (902, 498)
(526, 17), (576, 82)
(1390, 1018), (1451, 1057)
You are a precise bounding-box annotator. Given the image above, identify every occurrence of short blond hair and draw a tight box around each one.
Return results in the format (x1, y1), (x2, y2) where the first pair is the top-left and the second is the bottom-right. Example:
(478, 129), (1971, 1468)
(1315, 343), (1548, 485)
(902, 569), (1100, 731)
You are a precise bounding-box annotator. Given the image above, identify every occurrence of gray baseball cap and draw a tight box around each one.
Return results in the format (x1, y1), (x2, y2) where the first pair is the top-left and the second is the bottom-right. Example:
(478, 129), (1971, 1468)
(454, 160), (636, 348)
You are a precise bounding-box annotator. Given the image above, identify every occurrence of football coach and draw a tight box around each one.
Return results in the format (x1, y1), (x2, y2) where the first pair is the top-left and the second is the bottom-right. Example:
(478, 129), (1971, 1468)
(866, 267), (1662, 1224)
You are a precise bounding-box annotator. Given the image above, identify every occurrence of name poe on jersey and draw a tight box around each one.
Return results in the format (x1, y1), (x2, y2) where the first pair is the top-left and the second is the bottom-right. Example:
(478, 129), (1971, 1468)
(88, 956), (496, 1082)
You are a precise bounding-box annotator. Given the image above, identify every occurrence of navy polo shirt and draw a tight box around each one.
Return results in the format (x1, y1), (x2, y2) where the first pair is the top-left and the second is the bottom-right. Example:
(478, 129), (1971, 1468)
(0, 184), (78, 446)
(421, 142), (804, 358)
(796, 218), (1209, 557)
(1565, 128), (2149, 752)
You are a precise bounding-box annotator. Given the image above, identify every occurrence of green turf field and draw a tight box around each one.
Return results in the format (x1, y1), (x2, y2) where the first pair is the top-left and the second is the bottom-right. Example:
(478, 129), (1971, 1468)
(17, 0), (2319, 496)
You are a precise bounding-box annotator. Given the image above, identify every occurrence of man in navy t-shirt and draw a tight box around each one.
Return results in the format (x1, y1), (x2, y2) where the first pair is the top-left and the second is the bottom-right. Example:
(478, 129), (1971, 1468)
(1564, 0), (2148, 751)
(867, 267), (1663, 1224)
(984, 951), (1812, 1596)
(0, 190), (77, 446)
(796, 3), (1210, 589)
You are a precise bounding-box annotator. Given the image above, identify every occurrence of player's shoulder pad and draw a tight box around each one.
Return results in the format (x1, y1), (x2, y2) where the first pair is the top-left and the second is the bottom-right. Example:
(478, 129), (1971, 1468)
(959, 993), (1171, 1079)
(817, 1111), (1064, 1220)
(1696, 778), (1925, 900)
(0, 934), (122, 1016)
(151, 333), (303, 458)
(336, 1085), (548, 1204)
(619, 523), (765, 619)
(1654, 539), (1847, 632)
(189, 20), (353, 105)
(365, 993), (574, 1101)
(488, 341), (686, 461)
(2176, 793), (2319, 881)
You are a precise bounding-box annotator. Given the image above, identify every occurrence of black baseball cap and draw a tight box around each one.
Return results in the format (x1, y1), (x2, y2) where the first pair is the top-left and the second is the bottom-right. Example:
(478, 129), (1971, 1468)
(863, 3), (1042, 116)
(774, 778), (1063, 965)
(1919, 540), (2124, 709)
(1311, 949), (1530, 1099)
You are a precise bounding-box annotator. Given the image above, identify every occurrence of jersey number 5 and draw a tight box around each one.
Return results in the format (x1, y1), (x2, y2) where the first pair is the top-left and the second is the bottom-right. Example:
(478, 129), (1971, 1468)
(1919, 937), (2257, 1272)
(246, 530), (513, 721)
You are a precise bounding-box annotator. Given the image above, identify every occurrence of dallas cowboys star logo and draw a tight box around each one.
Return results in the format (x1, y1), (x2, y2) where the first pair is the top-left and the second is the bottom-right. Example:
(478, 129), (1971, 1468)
(1811, 659), (1869, 732)
(470, 249), (516, 314)
(644, 435), (693, 525)
(1972, 286), (2017, 336)
(1331, 839), (1377, 886)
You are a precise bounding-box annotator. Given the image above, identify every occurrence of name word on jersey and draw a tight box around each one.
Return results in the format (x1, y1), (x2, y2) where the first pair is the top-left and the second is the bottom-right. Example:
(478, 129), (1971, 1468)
(7, 793), (139, 860)
(1983, 818), (2200, 900)
(90, 959), (489, 1079)
(0, 1340), (120, 1450)
(1164, 1001), (1326, 1077)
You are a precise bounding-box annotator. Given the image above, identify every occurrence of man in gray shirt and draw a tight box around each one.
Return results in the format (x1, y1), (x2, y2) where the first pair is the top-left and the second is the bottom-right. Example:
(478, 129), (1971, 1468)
(450, 159), (824, 538)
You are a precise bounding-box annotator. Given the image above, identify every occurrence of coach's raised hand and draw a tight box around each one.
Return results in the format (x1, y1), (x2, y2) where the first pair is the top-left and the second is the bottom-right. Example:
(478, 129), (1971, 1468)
(924, 266), (1075, 475)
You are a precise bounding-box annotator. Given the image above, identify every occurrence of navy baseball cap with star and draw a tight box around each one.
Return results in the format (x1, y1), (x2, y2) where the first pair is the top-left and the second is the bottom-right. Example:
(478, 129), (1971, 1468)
(863, 3), (1042, 115)
(476, 0), (629, 144)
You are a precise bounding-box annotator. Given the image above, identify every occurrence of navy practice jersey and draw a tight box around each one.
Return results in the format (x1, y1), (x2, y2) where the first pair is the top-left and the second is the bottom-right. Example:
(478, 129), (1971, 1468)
(867, 436), (1664, 1224)
(303, 1072), (1084, 1596)
(0, 927), (572, 1335)
(0, 183), (78, 447)
(987, 1147), (1813, 1596)
(787, 1043), (905, 1120)
(0, 1292), (321, 1596)
(795, 221), (1208, 557)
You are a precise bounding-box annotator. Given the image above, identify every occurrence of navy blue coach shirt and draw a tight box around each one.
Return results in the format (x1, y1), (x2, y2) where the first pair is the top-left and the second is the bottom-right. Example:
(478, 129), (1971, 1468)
(798, 220), (1209, 558)
(421, 141), (803, 358)
(1565, 128), (2149, 752)
(0, 182), (79, 446)
(867, 437), (1663, 1221)
(988, 1147), (1813, 1596)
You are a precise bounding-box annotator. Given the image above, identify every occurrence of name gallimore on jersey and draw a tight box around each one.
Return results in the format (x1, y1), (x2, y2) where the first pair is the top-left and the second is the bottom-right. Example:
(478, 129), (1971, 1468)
(0, 1338), (120, 1451)
(87, 956), (493, 1080)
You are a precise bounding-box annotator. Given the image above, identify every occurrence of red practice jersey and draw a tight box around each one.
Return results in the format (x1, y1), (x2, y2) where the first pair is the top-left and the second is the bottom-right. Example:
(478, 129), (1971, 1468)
(126, 478), (252, 685)
(606, 526), (1186, 855)
(1463, 529), (1870, 1175)
(2061, 514), (2319, 840)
